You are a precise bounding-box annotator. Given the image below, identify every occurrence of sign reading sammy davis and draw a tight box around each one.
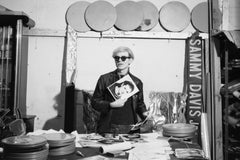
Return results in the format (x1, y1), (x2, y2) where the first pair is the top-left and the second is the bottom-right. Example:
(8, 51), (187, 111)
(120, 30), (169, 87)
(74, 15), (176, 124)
(186, 36), (203, 138)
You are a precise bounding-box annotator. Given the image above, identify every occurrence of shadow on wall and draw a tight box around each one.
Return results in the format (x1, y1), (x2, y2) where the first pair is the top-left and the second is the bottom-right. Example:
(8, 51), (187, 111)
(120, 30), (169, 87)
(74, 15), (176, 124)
(42, 92), (65, 131)
(42, 27), (69, 131)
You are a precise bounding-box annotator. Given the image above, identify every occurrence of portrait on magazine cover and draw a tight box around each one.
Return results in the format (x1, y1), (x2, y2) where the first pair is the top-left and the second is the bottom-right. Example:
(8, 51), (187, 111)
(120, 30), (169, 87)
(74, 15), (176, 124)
(108, 75), (139, 100)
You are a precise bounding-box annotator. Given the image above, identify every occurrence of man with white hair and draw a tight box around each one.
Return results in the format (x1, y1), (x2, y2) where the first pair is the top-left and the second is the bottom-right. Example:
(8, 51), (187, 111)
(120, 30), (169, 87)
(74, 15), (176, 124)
(91, 46), (147, 135)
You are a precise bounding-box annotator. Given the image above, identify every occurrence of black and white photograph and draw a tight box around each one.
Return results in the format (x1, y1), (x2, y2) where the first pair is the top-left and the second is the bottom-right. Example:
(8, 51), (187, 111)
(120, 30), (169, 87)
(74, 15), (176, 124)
(0, 0), (239, 159)
(107, 74), (139, 100)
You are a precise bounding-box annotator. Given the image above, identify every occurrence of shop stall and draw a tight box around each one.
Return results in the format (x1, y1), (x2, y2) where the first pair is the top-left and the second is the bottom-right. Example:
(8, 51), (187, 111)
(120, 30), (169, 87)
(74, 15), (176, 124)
(63, 0), (211, 159)
(1, 0), (238, 159)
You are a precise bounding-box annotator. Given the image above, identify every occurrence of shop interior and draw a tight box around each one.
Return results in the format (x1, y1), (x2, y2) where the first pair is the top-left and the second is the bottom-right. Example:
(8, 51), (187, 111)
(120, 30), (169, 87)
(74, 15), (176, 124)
(0, 0), (240, 159)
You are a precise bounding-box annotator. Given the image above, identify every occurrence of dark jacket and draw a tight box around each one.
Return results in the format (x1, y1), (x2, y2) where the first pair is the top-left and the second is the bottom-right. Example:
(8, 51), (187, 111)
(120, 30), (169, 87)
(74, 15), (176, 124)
(91, 70), (147, 134)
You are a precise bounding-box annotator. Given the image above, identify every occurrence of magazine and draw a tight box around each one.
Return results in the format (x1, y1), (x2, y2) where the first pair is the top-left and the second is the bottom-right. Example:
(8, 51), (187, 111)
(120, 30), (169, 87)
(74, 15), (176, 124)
(107, 75), (139, 100)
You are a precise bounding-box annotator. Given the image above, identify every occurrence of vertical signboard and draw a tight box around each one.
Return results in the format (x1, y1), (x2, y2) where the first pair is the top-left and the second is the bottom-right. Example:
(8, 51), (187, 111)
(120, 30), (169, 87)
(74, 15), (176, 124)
(186, 36), (203, 142)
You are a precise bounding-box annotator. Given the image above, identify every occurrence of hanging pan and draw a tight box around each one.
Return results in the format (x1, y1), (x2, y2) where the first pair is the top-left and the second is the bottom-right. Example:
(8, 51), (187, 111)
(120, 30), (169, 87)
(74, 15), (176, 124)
(66, 1), (91, 32)
(85, 0), (117, 32)
(159, 1), (190, 32)
(191, 2), (208, 33)
(115, 1), (144, 31)
(137, 1), (159, 31)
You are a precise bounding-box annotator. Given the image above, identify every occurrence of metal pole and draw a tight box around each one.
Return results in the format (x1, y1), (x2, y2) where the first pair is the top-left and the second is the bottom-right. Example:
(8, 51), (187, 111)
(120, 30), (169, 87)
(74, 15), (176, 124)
(224, 40), (229, 160)
(14, 19), (23, 118)
(4, 26), (12, 109)
(207, 0), (217, 160)
(1, 26), (6, 109)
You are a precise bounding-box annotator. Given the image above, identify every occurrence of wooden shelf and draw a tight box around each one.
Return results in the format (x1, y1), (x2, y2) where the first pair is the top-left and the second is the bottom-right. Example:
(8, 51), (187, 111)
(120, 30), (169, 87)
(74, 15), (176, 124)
(24, 28), (208, 39)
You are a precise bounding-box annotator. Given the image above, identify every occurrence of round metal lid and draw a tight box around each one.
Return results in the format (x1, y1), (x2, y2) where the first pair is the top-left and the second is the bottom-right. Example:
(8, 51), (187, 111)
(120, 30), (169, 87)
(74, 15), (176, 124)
(159, 1), (190, 32)
(1, 135), (47, 149)
(162, 123), (197, 138)
(162, 123), (197, 132)
(212, 7), (222, 30)
(137, 1), (159, 31)
(191, 2), (208, 33)
(66, 1), (91, 32)
(85, 0), (117, 32)
(162, 130), (195, 138)
(115, 1), (144, 31)
(42, 133), (75, 147)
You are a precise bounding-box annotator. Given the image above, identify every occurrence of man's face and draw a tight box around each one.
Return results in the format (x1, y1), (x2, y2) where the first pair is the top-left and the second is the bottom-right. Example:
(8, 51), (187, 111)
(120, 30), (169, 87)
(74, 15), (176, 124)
(114, 51), (132, 71)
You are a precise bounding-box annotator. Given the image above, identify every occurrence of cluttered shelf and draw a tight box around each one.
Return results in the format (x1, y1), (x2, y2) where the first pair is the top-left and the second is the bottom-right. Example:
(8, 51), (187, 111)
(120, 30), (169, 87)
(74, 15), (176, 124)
(214, 30), (240, 160)
(226, 139), (240, 160)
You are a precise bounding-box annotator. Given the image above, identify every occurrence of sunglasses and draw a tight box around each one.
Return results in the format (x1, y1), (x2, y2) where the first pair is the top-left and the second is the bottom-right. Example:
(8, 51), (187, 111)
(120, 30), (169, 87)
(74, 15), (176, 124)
(113, 56), (131, 61)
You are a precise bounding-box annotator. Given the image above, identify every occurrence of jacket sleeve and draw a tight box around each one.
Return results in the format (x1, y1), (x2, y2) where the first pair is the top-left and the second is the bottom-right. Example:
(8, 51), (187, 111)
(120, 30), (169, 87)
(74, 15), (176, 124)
(135, 80), (147, 120)
(91, 76), (111, 114)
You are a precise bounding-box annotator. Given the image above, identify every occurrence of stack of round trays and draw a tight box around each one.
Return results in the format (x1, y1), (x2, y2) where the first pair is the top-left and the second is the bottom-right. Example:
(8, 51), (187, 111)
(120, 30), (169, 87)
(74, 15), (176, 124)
(1, 135), (48, 160)
(162, 123), (197, 138)
(42, 133), (76, 156)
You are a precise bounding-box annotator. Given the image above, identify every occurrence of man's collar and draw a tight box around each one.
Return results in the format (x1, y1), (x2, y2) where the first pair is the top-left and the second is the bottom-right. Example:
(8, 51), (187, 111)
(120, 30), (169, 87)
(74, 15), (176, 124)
(114, 69), (131, 77)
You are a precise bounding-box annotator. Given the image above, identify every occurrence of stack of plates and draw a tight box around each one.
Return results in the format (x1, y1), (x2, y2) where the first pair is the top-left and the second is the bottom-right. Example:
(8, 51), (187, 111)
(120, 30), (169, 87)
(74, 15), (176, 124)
(162, 123), (197, 138)
(42, 133), (76, 156)
(1, 135), (48, 160)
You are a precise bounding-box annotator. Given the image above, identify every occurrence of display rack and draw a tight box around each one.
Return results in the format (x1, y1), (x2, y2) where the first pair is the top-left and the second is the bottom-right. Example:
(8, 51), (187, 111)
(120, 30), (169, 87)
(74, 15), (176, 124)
(0, 9), (34, 117)
(213, 31), (240, 160)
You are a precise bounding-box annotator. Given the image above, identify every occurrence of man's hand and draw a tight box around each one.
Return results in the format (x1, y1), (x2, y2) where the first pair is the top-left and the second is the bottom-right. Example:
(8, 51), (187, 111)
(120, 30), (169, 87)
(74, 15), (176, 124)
(143, 111), (149, 117)
(110, 98), (127, 108)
